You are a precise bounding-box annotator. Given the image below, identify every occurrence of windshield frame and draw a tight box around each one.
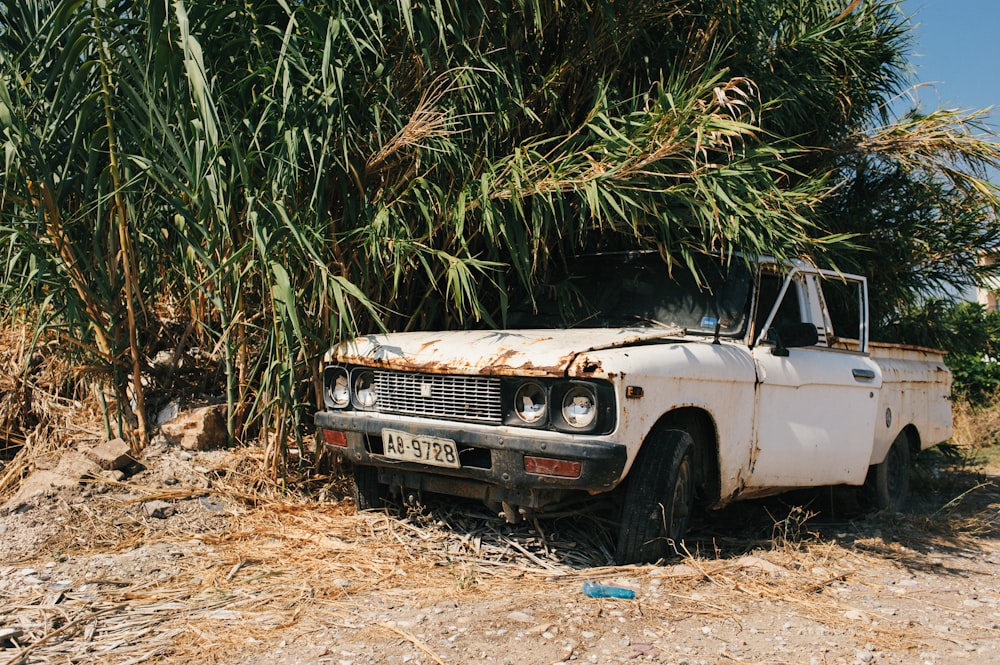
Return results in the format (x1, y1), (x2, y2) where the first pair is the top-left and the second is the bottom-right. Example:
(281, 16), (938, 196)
(511, 251), (755, 339)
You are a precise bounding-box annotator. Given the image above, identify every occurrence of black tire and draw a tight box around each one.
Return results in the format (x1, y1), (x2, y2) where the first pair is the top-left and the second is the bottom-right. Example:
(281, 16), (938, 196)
(615, 429), (696, 565)
(863, 431), (911, 512)
(352, 464), (390, 511)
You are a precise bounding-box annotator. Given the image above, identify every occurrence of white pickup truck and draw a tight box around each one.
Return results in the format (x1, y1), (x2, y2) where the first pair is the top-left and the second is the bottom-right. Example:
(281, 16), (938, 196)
(315, 252), (953, 563)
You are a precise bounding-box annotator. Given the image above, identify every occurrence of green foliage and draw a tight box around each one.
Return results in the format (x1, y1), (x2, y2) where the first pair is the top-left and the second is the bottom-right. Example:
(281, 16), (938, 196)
(1, 1), (999, 469)
(948, 354), (1000, 406)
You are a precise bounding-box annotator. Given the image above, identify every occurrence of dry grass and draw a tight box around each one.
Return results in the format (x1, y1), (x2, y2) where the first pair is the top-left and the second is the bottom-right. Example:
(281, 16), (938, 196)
(0, 323), (110, 497)
(3, 441), (998, 663)
(1, 326), (66, 492)
(6, 458), (976, 664)
(0, 321), (31, 455)
(951, 395), (1000, 451)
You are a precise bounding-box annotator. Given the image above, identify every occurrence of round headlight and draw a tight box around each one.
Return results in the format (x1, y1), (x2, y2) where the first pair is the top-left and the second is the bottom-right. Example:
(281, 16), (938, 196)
(353, 370), (378, 409)
(325, 367), (350, 408)
(562, 385), (597, 429)
(514, 382), (547, 425)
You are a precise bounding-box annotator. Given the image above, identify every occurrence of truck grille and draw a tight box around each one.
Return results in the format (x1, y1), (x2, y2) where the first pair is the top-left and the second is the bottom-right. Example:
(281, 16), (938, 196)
(374, 371), (503, 424)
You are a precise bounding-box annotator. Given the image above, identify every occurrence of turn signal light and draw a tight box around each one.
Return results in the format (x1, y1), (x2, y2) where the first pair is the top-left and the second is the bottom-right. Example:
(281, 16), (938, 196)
(524, 455), (582, 478)
(322, 429), (348, 447)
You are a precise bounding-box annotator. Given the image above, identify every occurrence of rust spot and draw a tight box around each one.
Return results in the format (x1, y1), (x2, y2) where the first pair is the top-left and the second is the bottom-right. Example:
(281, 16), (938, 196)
(747, 441), (761, 472)
(416, 339), (443, 352)
(491, 349), (521, 365)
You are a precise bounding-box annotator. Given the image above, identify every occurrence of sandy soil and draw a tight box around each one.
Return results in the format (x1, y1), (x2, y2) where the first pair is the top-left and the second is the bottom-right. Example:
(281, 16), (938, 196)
(1, 440), (999, 665)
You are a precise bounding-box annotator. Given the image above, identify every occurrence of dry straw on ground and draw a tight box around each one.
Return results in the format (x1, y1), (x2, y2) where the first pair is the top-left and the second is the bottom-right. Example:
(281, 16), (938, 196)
(3, 445), (998, 664)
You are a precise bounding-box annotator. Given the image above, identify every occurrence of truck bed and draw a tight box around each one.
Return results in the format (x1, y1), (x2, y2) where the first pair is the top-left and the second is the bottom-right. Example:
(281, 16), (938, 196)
(868, 342), (953, 462)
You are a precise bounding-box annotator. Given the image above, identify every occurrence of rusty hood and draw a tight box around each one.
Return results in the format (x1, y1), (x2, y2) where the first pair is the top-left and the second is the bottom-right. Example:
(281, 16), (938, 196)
(330, 327), (686, 377)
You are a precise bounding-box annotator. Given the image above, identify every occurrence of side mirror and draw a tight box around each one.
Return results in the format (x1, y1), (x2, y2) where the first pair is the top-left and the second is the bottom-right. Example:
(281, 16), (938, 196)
(767, 322), (819, 356)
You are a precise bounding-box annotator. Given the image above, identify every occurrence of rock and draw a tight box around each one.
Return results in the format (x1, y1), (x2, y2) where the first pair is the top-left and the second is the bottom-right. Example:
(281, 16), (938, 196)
(1, 450), (102, 512)
(55, 450), (105, 480)
(632, 643), (659, 659)
(736, 555), (788, 574)
(160, 405), (228, 451)
(525, 623), (553, 635)
(150, 350), (177, 371)
(86, 438), (134, 471)
(156, 400), (180, 426)
(142, 500), (175, 519)
(199, 496), (226, 513)
(506, 611), (535, 623)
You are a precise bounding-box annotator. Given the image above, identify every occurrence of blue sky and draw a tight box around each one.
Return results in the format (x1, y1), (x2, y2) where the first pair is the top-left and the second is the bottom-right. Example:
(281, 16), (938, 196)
(900, 0), (997, 299)
(901, 0), (1000, 120)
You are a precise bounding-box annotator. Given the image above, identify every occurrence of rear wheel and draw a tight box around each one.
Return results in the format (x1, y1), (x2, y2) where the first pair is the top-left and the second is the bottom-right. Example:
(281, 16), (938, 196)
(616, 429), (695, 565)
(864, 431), (911, 512)
(353, 464), (390, 511)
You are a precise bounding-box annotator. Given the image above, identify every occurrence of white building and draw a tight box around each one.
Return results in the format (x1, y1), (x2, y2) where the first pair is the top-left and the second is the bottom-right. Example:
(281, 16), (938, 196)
(978, 253), (1000, 313)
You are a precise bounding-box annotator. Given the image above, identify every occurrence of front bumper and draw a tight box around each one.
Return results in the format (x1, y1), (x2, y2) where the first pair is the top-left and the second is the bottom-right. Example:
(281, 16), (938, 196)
(315, 410), (628, 510)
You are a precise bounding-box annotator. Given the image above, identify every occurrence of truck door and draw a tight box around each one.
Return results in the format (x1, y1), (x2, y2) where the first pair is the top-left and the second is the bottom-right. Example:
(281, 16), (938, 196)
(747, 266), (881, 489)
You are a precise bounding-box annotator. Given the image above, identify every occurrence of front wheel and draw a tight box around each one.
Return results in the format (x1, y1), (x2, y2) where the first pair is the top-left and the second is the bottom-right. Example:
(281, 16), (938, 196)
(352, 464), (390, 511)
(863, 431), (911, 512)
(615, 429), (695, 565)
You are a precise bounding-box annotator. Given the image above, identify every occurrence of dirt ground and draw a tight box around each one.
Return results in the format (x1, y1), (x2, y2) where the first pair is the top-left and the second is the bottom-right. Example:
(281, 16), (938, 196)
(1, 438), (999, 665)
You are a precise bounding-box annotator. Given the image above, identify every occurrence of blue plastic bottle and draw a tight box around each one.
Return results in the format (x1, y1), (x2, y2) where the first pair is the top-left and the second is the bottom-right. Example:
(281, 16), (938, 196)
(581, 581), (636, 599)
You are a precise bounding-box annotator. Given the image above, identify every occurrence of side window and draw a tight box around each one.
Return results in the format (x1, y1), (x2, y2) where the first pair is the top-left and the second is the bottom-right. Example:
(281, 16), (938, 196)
(821, 278), (864, 347)
(753, 270), (803, 342)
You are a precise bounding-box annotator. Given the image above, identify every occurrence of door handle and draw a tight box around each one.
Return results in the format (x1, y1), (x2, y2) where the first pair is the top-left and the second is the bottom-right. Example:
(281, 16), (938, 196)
(852, 368), (876, 381)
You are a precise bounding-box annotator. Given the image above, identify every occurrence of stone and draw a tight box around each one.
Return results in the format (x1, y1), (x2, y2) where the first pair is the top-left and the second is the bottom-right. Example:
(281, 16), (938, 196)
(160, 405), (228, 451)
(150, 350), (176, 370)
(86, 438), (134, 471)
(143, 500), (175, 519)
(1, 450), (102, 512)
(506, 611), (535, 623)
(156, 400), (180, 425)
(199, 496), (226, 513)
(56, 450), (104, 480)
(736, 555), (788, 574)
(525, 623), (553, 635)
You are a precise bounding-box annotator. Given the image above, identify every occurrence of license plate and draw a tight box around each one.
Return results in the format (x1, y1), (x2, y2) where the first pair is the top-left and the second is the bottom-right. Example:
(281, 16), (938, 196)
(381, 429), (461, 469)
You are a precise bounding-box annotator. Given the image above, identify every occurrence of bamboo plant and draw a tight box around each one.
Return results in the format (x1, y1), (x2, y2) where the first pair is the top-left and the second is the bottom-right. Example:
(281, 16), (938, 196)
(0, 0), (998, 472)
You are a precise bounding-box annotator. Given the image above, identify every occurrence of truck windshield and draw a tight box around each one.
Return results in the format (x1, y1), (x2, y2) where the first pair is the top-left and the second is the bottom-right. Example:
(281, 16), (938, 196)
(512, 252), (752, 335)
